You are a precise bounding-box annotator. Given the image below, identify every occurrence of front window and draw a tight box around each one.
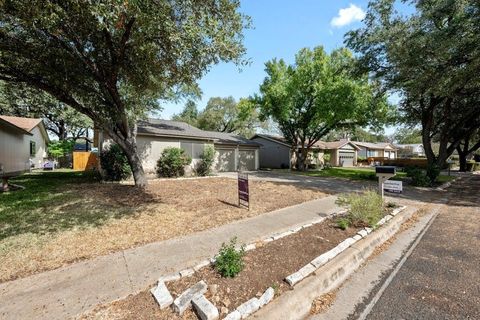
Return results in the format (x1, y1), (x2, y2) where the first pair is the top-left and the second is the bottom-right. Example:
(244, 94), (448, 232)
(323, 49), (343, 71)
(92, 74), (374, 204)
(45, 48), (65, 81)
(30, 141), (36, 156)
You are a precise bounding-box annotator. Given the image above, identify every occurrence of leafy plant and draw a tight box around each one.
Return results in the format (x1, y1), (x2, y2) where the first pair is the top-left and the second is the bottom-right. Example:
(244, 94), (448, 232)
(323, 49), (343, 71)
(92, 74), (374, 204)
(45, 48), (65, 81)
(48, 140), (75, 158)
(336, 218), (350, 230)
(156, 147), (192, 178)
(195, 145), (216, 176)
(215, 237), (245, 278)
(336, 189), (384, 227)
(405, 167), (430, 187)
(99, 144), (132, 181)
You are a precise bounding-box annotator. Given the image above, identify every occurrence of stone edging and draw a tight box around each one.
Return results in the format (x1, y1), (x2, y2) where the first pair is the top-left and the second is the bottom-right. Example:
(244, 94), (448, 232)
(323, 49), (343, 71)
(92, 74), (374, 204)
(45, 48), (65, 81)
(150, 206), (406, 319)
(284, 206), (406, 287)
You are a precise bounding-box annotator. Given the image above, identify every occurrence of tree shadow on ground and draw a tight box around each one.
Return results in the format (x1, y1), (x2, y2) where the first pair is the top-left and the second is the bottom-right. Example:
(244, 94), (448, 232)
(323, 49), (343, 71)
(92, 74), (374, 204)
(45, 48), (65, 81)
(0, 171), (157, 240)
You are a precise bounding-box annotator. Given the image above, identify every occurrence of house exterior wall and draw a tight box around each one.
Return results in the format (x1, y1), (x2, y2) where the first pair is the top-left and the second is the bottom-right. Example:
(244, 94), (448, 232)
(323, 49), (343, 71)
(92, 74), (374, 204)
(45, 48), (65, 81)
(252, 136), (291, 169)
(0, 126), (29, 175)
(28, 126), (48, 169)
(100, 133), (258, 174)
(0, 124), (47, 175)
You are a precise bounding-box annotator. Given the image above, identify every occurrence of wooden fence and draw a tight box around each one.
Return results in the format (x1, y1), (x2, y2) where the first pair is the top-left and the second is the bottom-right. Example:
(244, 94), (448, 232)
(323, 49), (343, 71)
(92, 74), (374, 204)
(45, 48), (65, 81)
(73, 152), (99, 171)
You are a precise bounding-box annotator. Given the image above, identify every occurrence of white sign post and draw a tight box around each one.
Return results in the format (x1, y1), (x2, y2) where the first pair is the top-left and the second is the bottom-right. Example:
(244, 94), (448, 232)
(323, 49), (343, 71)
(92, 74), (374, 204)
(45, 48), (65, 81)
(375, 166), (397, 199)
(384, 180), (403, 193)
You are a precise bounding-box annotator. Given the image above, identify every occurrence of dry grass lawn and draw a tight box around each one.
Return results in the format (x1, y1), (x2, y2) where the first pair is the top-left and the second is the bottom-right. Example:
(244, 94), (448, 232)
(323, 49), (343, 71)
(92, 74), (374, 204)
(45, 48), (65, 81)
(0, 173), (327, 283)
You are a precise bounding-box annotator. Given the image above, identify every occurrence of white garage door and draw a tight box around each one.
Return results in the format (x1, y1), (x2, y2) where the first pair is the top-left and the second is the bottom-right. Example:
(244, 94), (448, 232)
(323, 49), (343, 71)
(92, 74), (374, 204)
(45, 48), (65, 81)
(238, 150), (256, 171)
(215, 149), (236, 172)
(339, 151), (355, 167)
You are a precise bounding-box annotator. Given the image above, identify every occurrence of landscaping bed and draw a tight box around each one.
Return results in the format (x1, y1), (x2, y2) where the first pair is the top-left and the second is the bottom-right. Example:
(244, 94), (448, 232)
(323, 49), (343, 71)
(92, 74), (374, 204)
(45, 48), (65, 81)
(0, 172), (327, 283)
(81, 216), (361, 319)
(81, 200), (406, 320)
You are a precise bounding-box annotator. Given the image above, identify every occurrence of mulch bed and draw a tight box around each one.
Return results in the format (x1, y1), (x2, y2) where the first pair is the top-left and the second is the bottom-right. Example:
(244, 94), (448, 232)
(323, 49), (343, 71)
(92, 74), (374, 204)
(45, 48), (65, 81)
(81, 217), (361, 320)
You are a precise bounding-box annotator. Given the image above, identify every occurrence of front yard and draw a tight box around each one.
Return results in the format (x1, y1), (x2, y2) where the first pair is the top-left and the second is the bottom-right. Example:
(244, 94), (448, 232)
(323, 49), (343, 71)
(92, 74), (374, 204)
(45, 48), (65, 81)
(275, 167), (455, 184)
(0, 171), (327, 283)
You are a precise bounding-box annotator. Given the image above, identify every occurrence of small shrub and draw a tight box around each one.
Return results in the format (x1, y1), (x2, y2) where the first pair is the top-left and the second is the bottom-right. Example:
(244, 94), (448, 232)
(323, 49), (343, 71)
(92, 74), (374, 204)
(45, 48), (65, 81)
(215, 237), (245, 278)
(336, 189), (384, 227)
(386, 201), (398, 208)
(336, 218), (350, 230)
(195, 145), (215, 176)
(100, 144), (131, 181)
(426, 163), (440, 184)
(156, 147), (192, 178)
(406, 167), (430, 186)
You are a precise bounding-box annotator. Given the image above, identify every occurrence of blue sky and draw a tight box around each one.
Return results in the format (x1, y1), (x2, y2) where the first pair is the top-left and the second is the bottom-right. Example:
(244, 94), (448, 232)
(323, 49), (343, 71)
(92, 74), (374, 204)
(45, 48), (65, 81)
(160, 1), (397, 133)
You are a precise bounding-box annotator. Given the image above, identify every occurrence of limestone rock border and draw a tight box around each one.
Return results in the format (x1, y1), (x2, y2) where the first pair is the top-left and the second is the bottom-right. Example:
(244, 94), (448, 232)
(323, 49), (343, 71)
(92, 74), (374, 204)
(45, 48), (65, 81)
(150, 206), (406, 319)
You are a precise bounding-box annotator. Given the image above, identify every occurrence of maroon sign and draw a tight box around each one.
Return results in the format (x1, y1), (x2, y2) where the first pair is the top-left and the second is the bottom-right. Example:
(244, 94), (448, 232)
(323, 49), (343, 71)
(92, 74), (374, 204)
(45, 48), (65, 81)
(238, 172), (249, 209)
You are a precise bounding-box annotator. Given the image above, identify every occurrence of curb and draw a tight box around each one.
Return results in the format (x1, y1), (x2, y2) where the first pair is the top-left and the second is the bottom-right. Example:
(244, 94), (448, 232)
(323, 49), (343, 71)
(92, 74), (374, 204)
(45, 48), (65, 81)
(252, 205), (416, 320)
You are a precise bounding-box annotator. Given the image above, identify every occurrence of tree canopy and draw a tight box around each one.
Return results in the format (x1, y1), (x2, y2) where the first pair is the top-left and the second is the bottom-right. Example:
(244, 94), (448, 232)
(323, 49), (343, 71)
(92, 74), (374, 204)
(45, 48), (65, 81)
(346, 0), (480, 179)
(0, 0), (249, 186)
(172, 96), (265, 137)
(0, 81), (92, 140)
(392, 127), (423, 144)
(254, 46), (392, 170)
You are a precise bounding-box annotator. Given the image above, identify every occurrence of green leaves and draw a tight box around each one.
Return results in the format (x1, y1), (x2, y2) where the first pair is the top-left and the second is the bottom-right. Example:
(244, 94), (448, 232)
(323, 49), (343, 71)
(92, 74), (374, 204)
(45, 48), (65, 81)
(256, 46), (390, 146)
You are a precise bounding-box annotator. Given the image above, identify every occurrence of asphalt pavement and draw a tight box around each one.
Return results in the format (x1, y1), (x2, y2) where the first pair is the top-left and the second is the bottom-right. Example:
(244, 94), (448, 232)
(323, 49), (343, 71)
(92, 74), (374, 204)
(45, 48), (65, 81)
(365, 175), (480, 320)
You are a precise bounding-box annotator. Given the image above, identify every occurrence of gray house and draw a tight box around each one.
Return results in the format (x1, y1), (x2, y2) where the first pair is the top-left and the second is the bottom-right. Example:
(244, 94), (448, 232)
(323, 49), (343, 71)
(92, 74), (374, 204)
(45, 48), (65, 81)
(250, 134), (360, 168)
(98, 119), (260, 173)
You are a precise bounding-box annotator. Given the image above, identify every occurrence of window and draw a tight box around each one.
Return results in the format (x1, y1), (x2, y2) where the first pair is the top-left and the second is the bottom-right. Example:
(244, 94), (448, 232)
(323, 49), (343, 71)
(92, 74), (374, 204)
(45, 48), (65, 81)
(29, 141), (36, 156)
(180, 142), (205, 159)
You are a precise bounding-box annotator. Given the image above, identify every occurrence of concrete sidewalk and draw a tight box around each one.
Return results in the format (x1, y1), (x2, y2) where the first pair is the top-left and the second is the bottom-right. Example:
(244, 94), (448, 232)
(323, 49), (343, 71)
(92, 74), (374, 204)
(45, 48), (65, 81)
(0, 196), (340, 320)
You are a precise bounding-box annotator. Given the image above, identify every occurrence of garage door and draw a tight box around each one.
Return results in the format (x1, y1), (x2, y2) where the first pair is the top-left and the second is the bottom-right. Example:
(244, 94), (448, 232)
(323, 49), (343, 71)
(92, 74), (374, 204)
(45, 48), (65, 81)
(238, 150), (256, 171)
(339, 151), (355, 167)
(215, 149), (236, 172)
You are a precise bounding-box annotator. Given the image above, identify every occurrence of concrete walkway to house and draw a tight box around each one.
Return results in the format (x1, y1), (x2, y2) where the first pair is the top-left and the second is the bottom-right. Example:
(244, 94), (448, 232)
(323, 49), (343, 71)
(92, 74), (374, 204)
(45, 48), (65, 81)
(0, 195), (341, 320)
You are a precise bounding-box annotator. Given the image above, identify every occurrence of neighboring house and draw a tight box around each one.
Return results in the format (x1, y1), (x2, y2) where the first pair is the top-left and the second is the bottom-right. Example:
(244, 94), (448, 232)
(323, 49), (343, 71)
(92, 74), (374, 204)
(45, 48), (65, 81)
(395, 144), (425, 158)
(0, 115), (49, 176)
(97, 119), (260, 173)
(352, 141), (397, 159)
(250, 134), (360, 168)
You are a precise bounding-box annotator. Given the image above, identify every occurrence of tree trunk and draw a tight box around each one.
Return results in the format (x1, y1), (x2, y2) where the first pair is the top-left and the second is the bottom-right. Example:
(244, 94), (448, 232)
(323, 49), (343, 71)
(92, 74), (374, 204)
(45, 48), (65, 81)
(105, 127), (147, 188)
(458, 151), (467, 172)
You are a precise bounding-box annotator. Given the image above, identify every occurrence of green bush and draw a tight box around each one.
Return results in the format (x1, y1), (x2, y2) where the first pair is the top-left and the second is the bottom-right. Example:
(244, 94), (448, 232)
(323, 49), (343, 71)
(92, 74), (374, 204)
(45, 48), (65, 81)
(215, 237), (245, 278)
(156, 147), (192, 178)
(195, 145), (215, 176)
(336, 218), (350, 230)
(100, 144), (131, 181)
(48, 140), (75, 158)
(426, 163), (440, 184)
(336, 189), (384, 227)
(406, 167), (430, 187)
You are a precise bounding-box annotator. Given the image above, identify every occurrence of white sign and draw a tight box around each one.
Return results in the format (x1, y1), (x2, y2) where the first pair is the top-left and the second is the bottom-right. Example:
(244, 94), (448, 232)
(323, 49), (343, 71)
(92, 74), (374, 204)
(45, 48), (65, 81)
(384, 180), (402, 193)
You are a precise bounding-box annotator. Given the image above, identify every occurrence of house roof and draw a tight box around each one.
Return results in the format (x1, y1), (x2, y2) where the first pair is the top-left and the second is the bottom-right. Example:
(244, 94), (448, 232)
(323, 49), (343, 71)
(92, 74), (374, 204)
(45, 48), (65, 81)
(137, 119), (260, 147)
(251, 134), (291, 147)
(0, 117), (33, 135)
(352, 141), (397, 150)
(252, 134), (360, 150)
(0, 115), (43, 133)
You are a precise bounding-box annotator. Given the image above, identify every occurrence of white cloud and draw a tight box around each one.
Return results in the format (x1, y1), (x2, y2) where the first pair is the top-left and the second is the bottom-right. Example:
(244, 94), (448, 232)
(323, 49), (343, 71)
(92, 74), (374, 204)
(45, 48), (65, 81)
(330, 4), (366, 28)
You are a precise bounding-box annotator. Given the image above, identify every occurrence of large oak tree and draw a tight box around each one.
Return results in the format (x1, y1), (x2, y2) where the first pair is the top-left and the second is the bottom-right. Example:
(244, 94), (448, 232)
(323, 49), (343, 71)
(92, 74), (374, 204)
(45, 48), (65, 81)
(254, 46), (392, 170)
(346, 0), (480, 180)
(0, 0), (249, 187)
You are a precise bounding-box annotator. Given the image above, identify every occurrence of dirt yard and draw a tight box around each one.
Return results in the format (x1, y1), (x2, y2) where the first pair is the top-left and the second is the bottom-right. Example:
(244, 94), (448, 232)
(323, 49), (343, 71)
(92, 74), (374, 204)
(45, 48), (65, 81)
(80, 217), (360, 320)
(0, 176), (327, 283)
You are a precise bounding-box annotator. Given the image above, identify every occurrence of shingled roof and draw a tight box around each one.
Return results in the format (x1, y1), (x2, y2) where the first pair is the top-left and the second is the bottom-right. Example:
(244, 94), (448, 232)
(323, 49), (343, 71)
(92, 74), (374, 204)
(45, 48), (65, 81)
(0, 115), (42, 133)
(137, 119), (260, 147)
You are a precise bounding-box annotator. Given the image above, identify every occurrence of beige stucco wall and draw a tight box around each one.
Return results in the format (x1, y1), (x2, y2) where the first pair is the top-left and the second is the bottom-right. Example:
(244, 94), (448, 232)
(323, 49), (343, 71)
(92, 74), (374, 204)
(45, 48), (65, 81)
(0, 126), (29, 174)
(0, 125), (47, 175)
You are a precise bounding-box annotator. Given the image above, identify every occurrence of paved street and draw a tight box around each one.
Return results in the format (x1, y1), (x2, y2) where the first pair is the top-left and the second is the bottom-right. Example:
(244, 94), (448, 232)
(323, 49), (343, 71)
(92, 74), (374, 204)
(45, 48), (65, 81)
(366, 175), (480, 319)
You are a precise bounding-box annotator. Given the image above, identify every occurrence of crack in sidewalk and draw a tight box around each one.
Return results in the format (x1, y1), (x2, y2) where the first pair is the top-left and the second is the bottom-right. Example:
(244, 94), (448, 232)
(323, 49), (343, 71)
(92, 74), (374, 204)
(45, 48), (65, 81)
(122, 251), (134, 291)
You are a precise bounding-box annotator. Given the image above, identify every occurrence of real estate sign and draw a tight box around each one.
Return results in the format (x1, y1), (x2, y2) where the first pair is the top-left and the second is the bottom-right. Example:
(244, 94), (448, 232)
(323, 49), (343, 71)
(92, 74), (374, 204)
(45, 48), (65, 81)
(384, 180), (403, 193)
(238, 172), (249, 209)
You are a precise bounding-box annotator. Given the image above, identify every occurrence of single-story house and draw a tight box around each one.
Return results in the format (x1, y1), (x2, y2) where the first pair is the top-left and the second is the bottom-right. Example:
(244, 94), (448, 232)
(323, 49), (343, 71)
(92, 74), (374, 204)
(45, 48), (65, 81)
(0, 115), (49, 177)
(250, 134), (360, 168)
(98, 119), (260, 173)
(395, 144), (425, 158)
(352, 141), (397, 159)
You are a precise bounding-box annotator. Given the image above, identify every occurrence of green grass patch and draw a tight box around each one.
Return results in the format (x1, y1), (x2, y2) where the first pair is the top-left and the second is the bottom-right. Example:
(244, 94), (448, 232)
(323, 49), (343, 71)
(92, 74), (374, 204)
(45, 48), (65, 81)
(0, 170), (121, 240)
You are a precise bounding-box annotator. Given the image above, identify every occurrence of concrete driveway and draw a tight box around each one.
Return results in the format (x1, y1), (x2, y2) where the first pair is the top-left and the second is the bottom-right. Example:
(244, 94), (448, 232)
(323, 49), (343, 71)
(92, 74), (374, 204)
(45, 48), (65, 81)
(217, 171), (447, 207)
